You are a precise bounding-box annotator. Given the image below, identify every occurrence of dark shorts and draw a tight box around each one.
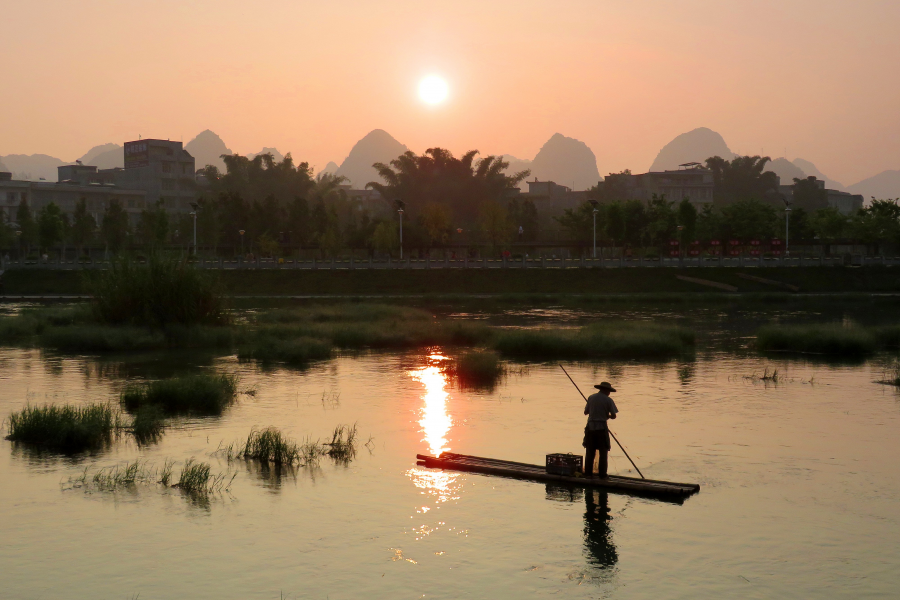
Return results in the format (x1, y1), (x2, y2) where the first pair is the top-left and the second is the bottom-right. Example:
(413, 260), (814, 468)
(583, 427), (610, 451)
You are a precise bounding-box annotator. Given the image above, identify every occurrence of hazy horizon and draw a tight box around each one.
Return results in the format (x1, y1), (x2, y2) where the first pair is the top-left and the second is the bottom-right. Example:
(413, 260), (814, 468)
(2, 0), (899, 184)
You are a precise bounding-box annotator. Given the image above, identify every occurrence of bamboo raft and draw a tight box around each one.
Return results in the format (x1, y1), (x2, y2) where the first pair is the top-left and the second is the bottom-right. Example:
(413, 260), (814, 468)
(417, 452), (700, 502)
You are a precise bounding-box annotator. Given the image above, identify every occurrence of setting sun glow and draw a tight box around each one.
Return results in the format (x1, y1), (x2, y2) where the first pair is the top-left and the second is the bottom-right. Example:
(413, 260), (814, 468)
(418, 75), (449, 105)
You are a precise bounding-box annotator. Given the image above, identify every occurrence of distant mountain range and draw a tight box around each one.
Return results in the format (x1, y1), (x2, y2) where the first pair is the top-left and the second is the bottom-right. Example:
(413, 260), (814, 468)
(848, 170), (900, 201)
(645, 127), (900, 198)
(2, 126), (897, 200)
(185, 130), (232, 172)
(334, 129), (409, 189)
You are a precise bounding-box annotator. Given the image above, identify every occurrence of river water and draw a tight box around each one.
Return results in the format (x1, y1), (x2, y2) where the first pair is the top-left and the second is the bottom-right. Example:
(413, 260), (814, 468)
(2, 335), (899, 598)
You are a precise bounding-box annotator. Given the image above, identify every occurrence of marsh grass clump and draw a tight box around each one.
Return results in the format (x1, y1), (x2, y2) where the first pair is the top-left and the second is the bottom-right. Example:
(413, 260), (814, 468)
(5, 403), (120, 453)
(756, 323), (876, 356)
(877, 361), (900, 386)
(324, 424), (358, 463)
(40, 325), (167, 352)
(87, 254), (229, 328)
(130, 405), (166, 444)
(85, 459), (154, 490)
(0, 304), (94, 344)
(175, 458), (233, 495)
(238, 335), (333, 366)
(227, 428), (301, 465)
(121, 373), (238, 416)
(221, 424), (360, 467)
(492, 322), (694, 359)
(448, 351), (504, 389)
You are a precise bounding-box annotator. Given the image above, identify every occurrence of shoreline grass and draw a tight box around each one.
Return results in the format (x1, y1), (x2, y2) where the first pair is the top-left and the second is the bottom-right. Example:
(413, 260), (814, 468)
(121, 373), (238, 416)
(5, 403), (120, 453)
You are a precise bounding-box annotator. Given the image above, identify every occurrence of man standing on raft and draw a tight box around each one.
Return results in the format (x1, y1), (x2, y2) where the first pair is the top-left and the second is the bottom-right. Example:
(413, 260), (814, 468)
(583, 381), (618, 478)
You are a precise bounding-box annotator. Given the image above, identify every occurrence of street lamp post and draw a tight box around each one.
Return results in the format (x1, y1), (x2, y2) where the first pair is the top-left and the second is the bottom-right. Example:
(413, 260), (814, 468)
(239, 229), (245, 256)
(677, 225), (685, 266)
(190, 211), (197, 256)
(784, 204), (792, 258)
(590, 200), (599, 259)
(398, 208), (404, 259)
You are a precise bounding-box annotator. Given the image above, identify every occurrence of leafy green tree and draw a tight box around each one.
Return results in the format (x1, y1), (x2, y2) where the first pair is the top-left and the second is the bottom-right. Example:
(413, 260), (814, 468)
(37, 202), (66, 252)
(371, 221), (399, 256)
(368, 148), (529, 227)
(136, 201), (169, 248)
(286, 196), (310, 246)
(677, 199), (698, 242)
(783, 207), (815, 241)
(605, 202), (626, 245)
(644, 194), (677, 246)
(705, 156), (780, 205)
(419, 202), (452, 247)
(508, 198), (538, 242)
(719, 199), (778, 240)
(70, 197), (96, 256)
(849, 199), (900, 245)
(695, 205), (724, 242)
(809, 207), (848, 241)
(15, 200), (37, 253)
(478, 200), (511, 251)
(622, 200), (648, 246)
(554, 201), (595, 243)
(101, 200), (131, 254)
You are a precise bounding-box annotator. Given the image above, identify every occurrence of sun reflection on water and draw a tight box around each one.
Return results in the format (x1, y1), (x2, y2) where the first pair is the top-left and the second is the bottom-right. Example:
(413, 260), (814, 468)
(406, 353), (460, 503)
(410, 353), (452, 456)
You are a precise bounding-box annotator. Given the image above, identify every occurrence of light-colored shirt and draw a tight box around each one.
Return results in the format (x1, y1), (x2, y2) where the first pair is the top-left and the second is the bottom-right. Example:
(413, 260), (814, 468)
(585, 392), (618, 431)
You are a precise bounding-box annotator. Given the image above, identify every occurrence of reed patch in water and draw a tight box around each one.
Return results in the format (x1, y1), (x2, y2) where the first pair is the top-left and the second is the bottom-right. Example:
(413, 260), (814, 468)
(5, 403), (121, 453)
(175, 458), (233, 495)
(130, 405), (166, 444)
(221, 424), (360, 466)
(756, 323), (877, 356)
(121, 373), (238, 416)
(492, 322), (694, 359)
(447, 351), (504, 389)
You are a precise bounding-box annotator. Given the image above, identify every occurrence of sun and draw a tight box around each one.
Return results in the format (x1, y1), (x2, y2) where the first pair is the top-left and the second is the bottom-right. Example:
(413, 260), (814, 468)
(419, 75), (449, 104)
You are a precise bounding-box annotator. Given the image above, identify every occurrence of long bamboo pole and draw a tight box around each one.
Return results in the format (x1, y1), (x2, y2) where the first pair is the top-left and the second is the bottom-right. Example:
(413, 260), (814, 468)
(559, 364), (645, 479)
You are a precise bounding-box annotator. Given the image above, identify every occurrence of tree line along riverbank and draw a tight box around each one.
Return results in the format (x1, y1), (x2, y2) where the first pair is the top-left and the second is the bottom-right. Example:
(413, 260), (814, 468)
(4, 265), (900, 296)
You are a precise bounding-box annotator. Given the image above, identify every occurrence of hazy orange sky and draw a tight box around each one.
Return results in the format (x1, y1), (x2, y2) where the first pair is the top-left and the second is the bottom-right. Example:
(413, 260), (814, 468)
(2, 0), (898, 184)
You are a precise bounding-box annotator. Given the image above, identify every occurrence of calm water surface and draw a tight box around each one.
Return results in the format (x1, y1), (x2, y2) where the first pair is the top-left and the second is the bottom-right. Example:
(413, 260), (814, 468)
(1, 344), (899, 599)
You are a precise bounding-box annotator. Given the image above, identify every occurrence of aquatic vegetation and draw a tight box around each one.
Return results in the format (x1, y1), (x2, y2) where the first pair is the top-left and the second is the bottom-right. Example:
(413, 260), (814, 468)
(68, 458), (230, 498)
(448, 350), (504, 388)
(121, 373), (239, 416)
(877, 361), (900, 386)
(5, 403), (121, 453)
(87, 254), (229, 328)
(221, 424), (360, 466)
(238, 335), (333, 366)
(0, 304), (94, 343)
(130, 404), (166, 444)
(228, 428), (302, 465)
(175, 458), (233, 495)
(324, 424), (358, 463)
(756, 323), (877, 356)
(492, 322), (695, 359)
(40, 325), (167, 352)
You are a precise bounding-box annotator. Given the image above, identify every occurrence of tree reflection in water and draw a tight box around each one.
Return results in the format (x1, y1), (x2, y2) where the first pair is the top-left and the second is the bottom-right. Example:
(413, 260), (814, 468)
(546, 484), (618, 569)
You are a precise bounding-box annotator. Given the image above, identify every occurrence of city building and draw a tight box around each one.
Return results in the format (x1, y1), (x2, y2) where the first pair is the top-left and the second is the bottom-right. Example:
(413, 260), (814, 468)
(600, 164), (715, 206)
(779, 176), (863, 215)
(519, 178), (589, 219)
(0, 170), (146, 225)
(101, 139), (198, 213)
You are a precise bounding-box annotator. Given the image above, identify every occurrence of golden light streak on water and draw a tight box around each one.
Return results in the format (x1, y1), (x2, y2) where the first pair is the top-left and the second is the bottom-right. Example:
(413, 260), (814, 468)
(410, 354), (452, 456)
(407, 353), (459, 501)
